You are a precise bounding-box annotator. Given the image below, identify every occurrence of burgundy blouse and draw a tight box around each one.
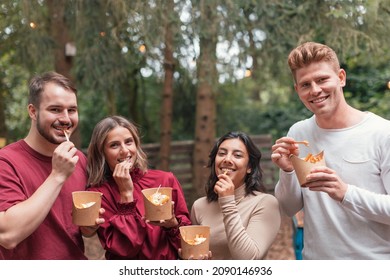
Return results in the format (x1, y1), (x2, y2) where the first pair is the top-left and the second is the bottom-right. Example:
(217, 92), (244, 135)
(88, 168), (191, 259)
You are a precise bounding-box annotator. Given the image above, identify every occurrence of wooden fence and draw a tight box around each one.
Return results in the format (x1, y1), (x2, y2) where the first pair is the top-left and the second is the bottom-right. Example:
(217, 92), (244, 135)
(142, 134), (278, 207)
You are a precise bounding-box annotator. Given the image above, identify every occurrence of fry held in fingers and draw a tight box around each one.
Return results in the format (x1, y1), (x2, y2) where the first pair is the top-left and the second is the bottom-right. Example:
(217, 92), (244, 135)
(63, 129), (70, 142)
(294, 140), (309, 147)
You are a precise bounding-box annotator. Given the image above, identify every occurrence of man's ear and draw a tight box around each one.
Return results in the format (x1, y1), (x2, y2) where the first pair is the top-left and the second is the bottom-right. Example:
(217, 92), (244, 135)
(339, 68), (346, 87)
(28, 104), (37, 120)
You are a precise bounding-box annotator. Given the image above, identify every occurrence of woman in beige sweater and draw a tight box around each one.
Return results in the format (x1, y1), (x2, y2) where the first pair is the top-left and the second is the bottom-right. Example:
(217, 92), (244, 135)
(191, 131), (281, 259)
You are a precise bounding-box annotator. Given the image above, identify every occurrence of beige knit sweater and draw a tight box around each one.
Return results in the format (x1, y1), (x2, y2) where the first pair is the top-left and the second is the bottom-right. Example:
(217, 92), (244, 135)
(191, 185), (281, 260)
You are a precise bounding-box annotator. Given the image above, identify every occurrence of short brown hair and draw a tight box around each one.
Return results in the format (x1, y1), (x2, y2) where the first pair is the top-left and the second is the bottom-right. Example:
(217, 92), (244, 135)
(28, 71), (77, 107)
(288, 42), (340, 81)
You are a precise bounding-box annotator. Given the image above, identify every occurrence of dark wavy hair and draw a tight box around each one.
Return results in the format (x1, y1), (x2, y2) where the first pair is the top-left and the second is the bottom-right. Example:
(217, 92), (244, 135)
(205, 131), (265, 202)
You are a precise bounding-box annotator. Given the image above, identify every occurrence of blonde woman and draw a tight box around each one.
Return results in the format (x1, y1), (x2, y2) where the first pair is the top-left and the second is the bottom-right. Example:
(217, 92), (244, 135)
(87, 116), (190, 260)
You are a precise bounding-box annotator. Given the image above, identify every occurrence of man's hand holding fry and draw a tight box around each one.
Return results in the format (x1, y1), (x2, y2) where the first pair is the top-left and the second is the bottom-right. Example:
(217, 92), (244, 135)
(271, 137), (300, 172)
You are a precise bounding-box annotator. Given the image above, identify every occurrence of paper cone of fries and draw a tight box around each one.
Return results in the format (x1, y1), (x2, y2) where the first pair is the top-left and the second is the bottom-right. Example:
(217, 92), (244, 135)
(0, 137), (6, 148)
(290, 151), (326, 186)
(142, 187), (172, 221)
(179, 225), (210, 260)
(72, 191), (102, 226)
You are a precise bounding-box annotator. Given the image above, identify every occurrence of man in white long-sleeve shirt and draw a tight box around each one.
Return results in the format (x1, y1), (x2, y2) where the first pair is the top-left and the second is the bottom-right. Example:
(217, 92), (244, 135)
(271, 42), (390, 259)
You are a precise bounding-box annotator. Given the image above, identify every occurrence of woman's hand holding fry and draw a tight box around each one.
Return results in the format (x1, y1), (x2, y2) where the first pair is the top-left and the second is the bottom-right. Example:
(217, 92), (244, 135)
(113, 160), (134, 203)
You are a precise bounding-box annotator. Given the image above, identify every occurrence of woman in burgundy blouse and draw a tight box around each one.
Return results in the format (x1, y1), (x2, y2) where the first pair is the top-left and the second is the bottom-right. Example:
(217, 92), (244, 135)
(87, 116), (191, 259)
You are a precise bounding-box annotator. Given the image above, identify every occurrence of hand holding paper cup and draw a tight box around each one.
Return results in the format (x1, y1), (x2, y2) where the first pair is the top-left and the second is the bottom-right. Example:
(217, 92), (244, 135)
(290, 151), (326, 186)
(72, 191), (102, 226)
(142, 187), (172, 221)
(179, 225), (210, 260)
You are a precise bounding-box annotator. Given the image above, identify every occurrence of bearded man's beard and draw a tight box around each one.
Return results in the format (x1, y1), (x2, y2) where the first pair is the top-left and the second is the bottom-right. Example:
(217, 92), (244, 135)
(36, 113), (63, 145)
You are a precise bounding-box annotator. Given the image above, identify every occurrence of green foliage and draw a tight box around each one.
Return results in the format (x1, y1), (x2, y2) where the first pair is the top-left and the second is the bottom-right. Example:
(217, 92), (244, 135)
(216, 76), (312, 140)
(171, 69), (197, 141)
(344, 60), (390, 120)
(132, 75), (163, 144)
(1, 0), (390, 147)
(0, 54), (30, 141)
(0, 1), (54, 72)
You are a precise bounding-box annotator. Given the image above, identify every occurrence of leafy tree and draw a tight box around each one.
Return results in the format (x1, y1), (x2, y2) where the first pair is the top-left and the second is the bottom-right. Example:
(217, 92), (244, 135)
(1, 0), (389, 155)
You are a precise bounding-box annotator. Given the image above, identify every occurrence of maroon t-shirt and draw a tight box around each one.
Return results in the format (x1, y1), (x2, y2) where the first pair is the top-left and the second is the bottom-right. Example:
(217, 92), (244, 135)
(0, 140), (87, 259)
(89, 168), (191, 259)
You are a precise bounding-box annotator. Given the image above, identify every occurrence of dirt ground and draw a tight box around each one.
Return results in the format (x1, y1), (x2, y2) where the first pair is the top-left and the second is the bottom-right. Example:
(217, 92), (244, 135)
(83, 214), (296, 260)
(264, 214), (296, 260)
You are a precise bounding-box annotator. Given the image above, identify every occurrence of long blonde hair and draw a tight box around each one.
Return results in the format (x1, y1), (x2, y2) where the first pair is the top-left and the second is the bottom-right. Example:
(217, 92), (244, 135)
(87, 116), (148, 186)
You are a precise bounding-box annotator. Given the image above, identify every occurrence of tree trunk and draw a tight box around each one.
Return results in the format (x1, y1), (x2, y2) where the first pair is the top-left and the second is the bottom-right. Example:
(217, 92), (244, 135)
(107, 91), (117, 115)
(158, 0), (175, 171)
(47, 0), (81, 148)
(128, 68), (140, 124)
(243, 6), (261, 101)
(192, 0), (218, 196)
(248, 28), (261, 101)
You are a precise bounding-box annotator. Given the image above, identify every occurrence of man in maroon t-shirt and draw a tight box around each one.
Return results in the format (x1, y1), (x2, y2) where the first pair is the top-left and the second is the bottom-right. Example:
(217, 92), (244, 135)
(0, 72), (103, 259)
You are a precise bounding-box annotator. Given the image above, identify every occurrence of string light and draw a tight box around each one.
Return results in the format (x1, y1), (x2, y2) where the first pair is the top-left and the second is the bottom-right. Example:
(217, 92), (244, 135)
(29, 22), (37, 29)
(99, 31), (106, 37)
(245, 69), (252, 78)
(387, 81), (390, 90)
(139, 44), (146, 53)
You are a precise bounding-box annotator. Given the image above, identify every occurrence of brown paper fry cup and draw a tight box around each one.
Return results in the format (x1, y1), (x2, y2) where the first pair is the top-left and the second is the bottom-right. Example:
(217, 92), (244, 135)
(179, 225), (210, 260)
(72, 191), (102, 226)
(0, 137), (6, 148)
(141, 187), (172, 221)
(290, 151), (326, 187)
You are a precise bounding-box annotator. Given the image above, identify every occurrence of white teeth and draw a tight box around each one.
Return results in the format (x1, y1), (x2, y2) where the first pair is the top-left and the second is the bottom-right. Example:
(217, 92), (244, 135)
(221, 168), (233, 172)
(118, 156), (131, 163)
(312, 97), (326, 103)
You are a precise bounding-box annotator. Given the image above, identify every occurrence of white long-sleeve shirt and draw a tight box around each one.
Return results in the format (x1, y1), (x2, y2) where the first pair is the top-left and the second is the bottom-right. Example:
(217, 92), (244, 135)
(275, 112), (390, 259)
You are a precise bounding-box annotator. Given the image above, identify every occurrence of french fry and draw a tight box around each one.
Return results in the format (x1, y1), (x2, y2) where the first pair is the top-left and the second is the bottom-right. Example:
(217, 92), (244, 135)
(184, 234), (207, 246)
(148, 192), (170, 206)
(303, 153), (313, 162)
(294, 140), (309, 147)
(80, 201), (96, 208)
(63, 130), (70, 141)
(302, 153), (323, 163)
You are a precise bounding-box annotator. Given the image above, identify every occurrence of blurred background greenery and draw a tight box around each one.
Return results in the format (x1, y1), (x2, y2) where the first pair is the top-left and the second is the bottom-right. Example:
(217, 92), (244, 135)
(1, 0), (389, 148)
